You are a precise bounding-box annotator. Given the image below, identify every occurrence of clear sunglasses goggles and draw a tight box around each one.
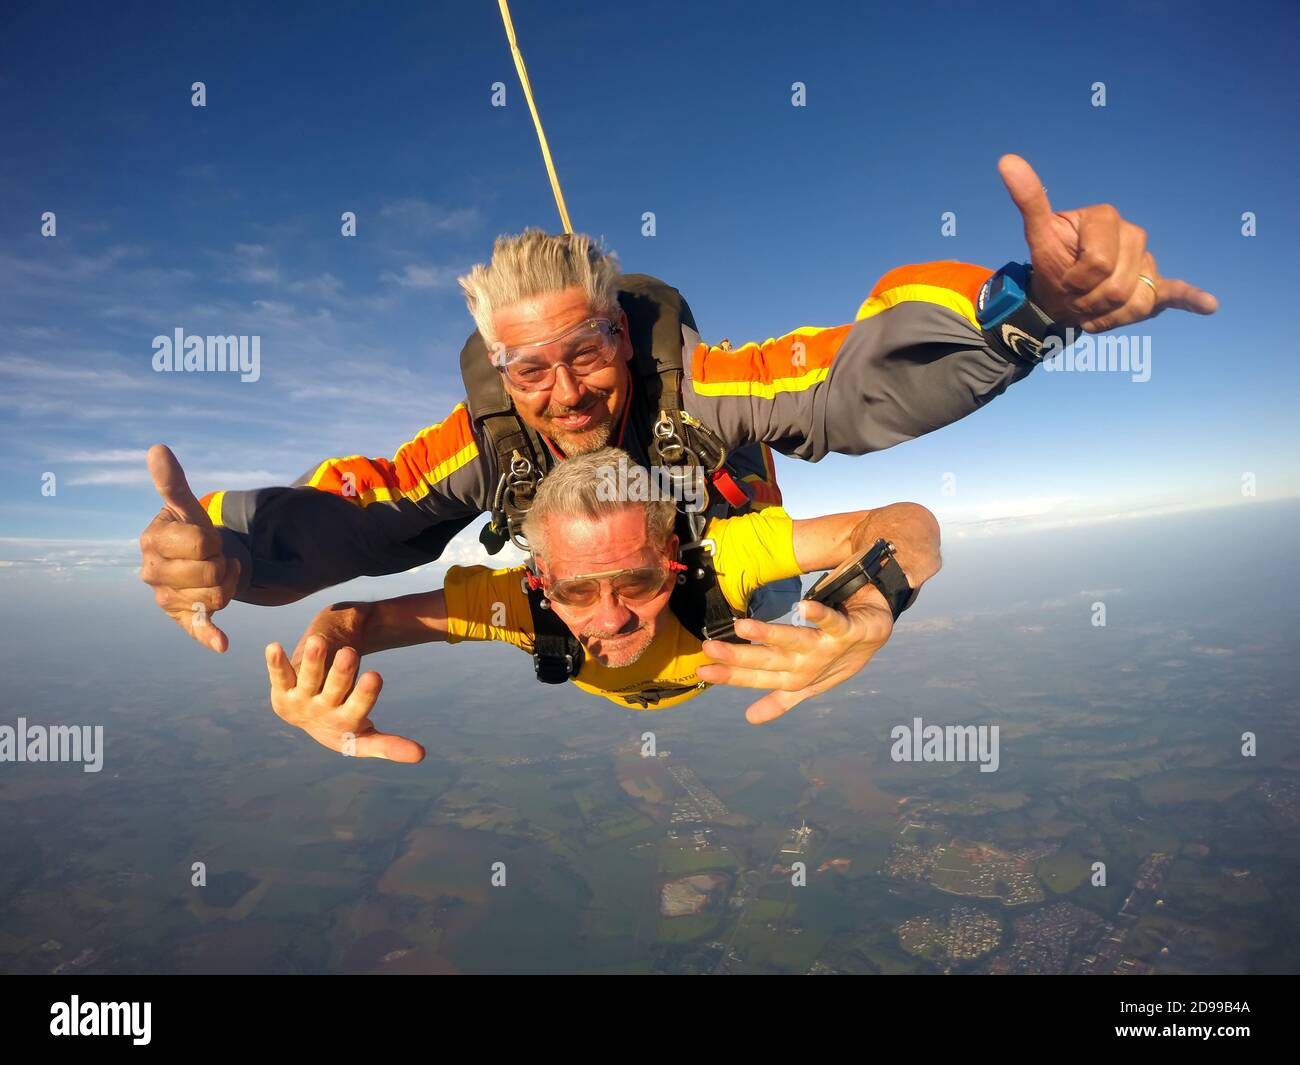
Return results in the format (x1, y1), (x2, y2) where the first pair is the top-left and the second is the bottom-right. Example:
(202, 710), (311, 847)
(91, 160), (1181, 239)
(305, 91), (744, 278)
(491, 317), (622, 393)
(539, 563), (682, 608)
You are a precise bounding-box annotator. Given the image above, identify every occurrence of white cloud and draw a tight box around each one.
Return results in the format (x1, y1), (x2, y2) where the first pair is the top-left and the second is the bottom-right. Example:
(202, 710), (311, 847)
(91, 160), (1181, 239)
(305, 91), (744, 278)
(935, 495), (1274, 540)
(0, 355), (139, 389)
(65, 467), (280, 487)
(380, 263), (461, 290)
(287, 273), (344, 301)
(936, 495), (1076, 526)
(0, 245), (142, 283)
(0, 537), (139, 569)
(61, 448), (149, 463)
(230, 243), (280, 285)
(377, 199), (481, 235)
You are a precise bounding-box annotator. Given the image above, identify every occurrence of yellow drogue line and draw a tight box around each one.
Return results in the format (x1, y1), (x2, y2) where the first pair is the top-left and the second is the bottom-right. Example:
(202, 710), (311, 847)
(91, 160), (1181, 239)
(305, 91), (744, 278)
(498, 0), (573, 234)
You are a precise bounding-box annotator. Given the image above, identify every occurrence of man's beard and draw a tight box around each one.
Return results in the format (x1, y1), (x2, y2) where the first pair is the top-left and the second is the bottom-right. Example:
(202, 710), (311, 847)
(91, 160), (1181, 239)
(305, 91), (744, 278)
(542, 389), (615, 455)
(582, 622), (652, 668)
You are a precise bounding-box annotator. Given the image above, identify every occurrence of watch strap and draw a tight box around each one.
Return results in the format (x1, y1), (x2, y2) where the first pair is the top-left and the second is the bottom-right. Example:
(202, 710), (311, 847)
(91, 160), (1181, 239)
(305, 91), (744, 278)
(977, 262), (1070, 367)
(804, 539), (916, 621)
(871, 551), (916, 621)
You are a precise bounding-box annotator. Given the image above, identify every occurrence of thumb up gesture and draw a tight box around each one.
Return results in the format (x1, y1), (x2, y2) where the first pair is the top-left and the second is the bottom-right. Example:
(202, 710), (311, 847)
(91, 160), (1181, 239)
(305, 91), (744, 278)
(138, 444), (241, 652)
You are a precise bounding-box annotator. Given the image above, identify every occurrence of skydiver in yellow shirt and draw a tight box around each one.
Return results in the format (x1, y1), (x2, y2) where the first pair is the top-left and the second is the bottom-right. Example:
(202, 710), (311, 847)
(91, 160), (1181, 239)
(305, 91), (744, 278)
(264, 448), (941, 762)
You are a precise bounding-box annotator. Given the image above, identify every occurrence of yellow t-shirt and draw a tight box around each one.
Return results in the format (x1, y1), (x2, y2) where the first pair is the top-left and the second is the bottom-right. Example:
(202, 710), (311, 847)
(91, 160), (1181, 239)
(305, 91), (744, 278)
(442, 507), (802, 710)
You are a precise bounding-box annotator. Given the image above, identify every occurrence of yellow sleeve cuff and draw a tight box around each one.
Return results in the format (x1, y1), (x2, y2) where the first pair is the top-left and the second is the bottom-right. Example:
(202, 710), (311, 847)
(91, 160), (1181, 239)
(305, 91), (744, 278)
(442, 565), (534, 649)
(706, 506), (802, 613)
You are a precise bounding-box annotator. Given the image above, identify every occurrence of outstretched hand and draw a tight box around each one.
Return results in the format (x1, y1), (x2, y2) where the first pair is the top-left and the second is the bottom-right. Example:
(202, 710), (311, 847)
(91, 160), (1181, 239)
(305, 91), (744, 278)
(139, 444), (240, 652)
(698, 599), (893, 725)
(998, 154), (1218, 332)
(265, 634), (425, 763)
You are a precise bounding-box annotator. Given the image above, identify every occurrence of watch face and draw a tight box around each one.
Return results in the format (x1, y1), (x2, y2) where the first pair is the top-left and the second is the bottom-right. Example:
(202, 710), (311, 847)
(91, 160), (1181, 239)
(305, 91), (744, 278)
(805, 568), (837, 600)
(805, 543), (886, 606)
(804, 539), (902, 609)
(806, 552), (858, 601)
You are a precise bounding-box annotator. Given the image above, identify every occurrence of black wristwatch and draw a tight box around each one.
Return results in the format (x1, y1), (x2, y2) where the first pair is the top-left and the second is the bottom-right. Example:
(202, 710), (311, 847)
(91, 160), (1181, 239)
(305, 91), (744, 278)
(976, 261), (1071, 366)
(803, 538), (916, 621)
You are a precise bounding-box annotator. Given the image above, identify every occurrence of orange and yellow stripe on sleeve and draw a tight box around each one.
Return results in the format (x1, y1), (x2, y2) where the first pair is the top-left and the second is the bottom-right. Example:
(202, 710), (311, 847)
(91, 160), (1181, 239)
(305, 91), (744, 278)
(856, 261), (993, 331)
(198, 490), (226, 527)
(304, 402), (479, 507)
(690, 324), (852, 399)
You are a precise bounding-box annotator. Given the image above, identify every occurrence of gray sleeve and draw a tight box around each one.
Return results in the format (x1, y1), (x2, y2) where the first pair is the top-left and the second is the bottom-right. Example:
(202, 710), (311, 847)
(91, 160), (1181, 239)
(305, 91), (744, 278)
(682, 287), (1033, 461)
(206, 405), (495, 604)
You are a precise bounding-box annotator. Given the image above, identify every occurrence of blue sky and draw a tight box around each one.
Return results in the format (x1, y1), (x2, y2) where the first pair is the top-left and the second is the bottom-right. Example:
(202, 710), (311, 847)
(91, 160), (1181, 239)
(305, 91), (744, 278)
(2, 0), (1298, 570)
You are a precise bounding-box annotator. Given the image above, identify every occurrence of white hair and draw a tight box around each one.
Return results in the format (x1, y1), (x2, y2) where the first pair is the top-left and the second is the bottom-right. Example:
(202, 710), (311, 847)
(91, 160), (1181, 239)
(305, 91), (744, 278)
(522, 448), (676, 561)
(458, 228), (622, 346)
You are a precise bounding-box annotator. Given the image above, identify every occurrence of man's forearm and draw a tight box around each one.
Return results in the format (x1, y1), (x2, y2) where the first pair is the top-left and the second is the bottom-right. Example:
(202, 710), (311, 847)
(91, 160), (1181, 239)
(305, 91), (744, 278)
(362, 591), (452, 653)
(297, 591), (452, 664)
(848, 502), (942, 588)
(684, 262), (1032, 460)
(793, 502), (941, 592)
(291, 601), (375, 667)
(831, 503), (940, 621)
(205, 485), (479, 606)
(200, 404), (496, 606)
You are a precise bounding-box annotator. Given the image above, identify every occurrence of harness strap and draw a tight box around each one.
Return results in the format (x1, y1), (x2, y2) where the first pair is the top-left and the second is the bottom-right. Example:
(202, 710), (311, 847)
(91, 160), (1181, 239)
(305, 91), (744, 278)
(670, 532), (746, 645)
(523, 581), (583, 683)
